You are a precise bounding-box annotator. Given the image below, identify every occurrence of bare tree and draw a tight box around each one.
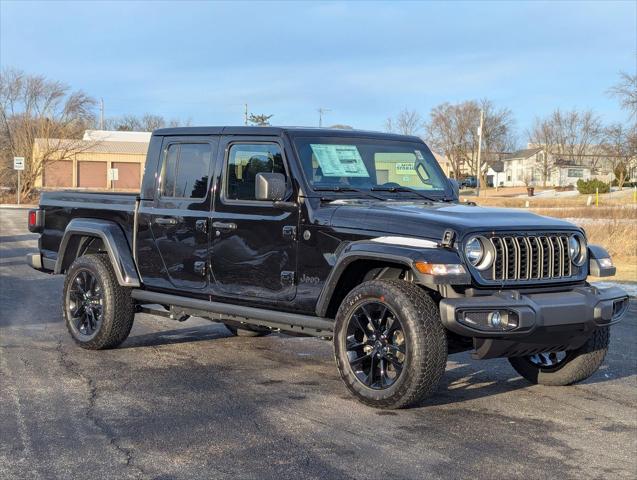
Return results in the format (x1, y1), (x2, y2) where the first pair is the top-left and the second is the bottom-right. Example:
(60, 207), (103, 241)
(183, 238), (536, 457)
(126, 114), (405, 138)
(104, 113), (190, 131)
(608, 71), (637, 120)
(0, 68), (96, 198)
(384, 109), (424, 136)
(528, 109), (603, 187)
(248, 113), (273, 126)
(424, 99), (516, 182)
(602, 123), (636, 190)
(424, 103), (467, 178)
(329, 124), (353, 130)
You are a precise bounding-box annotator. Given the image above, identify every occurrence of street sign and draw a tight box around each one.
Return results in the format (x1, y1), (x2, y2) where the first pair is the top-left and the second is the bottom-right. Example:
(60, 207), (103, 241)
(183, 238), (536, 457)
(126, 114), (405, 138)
(13, 157), (25, 205)
(108, 168), (119, 181)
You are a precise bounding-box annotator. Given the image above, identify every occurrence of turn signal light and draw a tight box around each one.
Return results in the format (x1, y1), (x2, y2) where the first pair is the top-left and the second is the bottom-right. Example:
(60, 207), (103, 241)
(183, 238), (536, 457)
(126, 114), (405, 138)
(414, 262), (466, 276)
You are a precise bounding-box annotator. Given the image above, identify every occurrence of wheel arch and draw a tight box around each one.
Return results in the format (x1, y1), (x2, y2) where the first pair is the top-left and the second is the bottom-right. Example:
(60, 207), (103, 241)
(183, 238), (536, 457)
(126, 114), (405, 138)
(319, 256), (416, 318)
(315, 239), (468, 318)
(55, 218), (140, 287)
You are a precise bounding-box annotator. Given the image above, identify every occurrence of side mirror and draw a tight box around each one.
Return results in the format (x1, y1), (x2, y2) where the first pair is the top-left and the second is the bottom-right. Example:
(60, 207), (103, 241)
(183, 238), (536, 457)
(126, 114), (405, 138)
(255, 172), (286, 201)
(448, 178), (460, 200)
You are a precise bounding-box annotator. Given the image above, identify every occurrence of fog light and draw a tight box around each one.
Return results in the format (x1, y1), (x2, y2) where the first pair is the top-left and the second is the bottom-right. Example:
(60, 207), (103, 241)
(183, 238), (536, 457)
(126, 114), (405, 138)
(488, 311), (502, 327)
(458, 309), (519, 331)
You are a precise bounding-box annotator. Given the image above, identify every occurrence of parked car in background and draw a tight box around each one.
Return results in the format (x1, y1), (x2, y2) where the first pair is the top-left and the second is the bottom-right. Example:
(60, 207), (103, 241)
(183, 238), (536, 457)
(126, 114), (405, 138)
(460, 176), (477, 188)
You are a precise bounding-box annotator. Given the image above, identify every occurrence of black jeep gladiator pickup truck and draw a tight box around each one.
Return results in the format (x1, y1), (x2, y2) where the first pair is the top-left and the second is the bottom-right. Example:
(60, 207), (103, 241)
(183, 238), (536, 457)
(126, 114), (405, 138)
(27, 126), (629, 408)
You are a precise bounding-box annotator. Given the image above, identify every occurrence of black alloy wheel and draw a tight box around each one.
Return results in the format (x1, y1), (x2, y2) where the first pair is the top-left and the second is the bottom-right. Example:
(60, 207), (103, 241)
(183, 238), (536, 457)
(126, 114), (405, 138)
(345, 301), (406, 390)
(67, 269), (104, 338)
(509, 327), (610, 386)
(526, 351), (570, 370)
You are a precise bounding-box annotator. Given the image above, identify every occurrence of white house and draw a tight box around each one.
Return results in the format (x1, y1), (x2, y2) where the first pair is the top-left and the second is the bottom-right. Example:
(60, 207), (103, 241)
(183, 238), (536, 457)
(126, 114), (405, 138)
(501, 147), (598, 187)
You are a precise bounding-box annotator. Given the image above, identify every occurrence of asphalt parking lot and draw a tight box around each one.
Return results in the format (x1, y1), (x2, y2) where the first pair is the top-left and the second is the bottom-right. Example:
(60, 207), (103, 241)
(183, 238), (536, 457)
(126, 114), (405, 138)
(1, 207), (636, 480)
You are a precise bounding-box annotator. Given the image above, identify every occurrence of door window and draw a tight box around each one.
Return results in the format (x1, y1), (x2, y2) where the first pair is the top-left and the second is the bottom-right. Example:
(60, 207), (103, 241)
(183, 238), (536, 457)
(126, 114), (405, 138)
(225, 143), (286, 201)
(161, 143), (212, 198)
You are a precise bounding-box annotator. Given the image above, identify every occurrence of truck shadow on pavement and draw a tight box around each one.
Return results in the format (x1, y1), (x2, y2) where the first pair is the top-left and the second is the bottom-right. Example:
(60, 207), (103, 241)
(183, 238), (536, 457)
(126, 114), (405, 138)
(120, 324), (232, 349)
(114, 320), (631, 410)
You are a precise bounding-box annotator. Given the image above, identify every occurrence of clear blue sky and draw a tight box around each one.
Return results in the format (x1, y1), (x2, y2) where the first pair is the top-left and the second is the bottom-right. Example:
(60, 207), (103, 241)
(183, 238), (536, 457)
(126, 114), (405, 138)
(1, 0), (635, 138)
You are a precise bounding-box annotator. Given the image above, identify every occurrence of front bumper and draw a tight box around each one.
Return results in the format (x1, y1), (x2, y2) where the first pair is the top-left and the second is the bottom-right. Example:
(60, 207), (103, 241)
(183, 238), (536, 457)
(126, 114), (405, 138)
(440, 285), (629, 359)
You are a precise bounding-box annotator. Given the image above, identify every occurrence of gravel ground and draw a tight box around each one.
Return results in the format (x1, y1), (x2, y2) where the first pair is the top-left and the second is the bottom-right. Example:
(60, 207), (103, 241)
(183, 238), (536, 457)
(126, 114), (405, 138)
(1, 208), (636, 480)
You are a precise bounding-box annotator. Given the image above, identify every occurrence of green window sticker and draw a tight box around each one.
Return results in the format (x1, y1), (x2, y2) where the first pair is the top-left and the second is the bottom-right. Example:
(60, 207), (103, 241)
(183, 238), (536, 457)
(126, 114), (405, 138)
(310, 144), (370, 177)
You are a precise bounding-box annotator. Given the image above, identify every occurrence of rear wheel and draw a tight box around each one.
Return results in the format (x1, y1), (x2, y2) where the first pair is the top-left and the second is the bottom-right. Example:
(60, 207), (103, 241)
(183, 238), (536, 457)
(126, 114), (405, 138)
(508, 327), (610, 386)
(63, 254), (135, 350)
(334, 280), (447, 409)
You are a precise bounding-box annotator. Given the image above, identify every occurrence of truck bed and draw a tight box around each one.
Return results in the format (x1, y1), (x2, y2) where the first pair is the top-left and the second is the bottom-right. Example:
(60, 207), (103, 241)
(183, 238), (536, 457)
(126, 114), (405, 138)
(39, 190), (138, 264)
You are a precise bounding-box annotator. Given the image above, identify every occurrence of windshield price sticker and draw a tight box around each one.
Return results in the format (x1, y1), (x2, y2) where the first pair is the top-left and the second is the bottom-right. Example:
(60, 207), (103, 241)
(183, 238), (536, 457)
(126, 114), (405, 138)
(395, 162), (417, 175)
(310, 144), (369, 177)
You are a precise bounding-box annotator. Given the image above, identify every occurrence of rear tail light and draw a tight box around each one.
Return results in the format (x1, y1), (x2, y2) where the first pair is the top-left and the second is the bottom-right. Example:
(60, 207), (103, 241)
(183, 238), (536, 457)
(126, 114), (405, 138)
(28, 208), (43, 233)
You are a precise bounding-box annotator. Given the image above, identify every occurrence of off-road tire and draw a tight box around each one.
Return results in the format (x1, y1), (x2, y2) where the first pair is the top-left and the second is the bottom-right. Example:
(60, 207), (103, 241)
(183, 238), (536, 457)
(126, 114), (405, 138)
(508, 327), (610, 386)
(63, 254), (135, 350)
(224, 323), (270, 337)
(334, 280), (448, 409)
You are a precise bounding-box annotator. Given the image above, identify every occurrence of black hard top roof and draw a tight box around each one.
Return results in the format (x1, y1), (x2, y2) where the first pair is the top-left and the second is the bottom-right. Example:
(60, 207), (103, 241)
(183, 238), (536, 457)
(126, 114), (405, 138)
(152, 126), (422, 142)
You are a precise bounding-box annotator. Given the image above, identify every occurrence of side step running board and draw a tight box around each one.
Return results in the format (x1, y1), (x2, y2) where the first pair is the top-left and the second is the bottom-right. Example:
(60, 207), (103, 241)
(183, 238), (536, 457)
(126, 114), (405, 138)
(131, 289), (334, 336)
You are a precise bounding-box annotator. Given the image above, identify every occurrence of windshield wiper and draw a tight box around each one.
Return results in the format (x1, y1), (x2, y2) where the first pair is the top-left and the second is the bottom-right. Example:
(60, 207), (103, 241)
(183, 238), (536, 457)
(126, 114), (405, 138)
(371, 186), (439, 202)
(314, 186), (387, 201)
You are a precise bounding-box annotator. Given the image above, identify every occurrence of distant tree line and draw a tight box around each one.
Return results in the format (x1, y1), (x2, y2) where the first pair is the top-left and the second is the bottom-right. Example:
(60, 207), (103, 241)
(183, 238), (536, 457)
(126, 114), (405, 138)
(385, 71), (636, 189)
(1, 65), (635, 199)
(104, 113), (191, 132)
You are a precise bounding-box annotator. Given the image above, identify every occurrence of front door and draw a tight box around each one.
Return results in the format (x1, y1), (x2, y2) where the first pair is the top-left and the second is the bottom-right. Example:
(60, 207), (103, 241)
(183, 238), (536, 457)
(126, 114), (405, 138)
(211, 136), (298, 302)
(147, 136), (218, 291)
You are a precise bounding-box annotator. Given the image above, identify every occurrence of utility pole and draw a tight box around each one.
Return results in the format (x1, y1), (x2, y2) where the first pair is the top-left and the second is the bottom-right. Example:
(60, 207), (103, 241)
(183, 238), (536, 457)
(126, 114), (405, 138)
(100, 98), (104, 130)
(317, 107), (331, 127)
(476, 108), (484, 197)
(244, 104), (249, 126)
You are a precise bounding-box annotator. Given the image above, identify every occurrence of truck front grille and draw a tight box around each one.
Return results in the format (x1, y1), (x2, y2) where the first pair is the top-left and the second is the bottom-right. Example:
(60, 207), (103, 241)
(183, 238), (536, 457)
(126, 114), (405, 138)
(481, 233), (581, 283)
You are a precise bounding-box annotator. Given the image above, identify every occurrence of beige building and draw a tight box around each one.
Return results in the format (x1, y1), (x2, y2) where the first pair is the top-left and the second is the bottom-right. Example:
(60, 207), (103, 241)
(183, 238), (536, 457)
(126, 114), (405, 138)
(34, 130), (150, 191)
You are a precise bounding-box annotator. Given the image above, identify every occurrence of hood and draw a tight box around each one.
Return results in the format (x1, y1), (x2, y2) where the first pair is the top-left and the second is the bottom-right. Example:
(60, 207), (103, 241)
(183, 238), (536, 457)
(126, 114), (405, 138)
(327, 200), (581, 240)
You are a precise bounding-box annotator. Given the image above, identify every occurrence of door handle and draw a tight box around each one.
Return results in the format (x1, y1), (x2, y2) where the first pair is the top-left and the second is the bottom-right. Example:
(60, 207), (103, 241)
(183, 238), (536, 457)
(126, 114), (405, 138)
(154, 217), (178, 226)
(212, 221), (237, 232)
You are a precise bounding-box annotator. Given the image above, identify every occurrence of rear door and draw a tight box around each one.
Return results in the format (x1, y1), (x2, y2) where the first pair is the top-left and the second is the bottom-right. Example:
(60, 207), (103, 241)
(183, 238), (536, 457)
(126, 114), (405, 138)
(210, 136), (298, 302)
(147, 136), (218, 291)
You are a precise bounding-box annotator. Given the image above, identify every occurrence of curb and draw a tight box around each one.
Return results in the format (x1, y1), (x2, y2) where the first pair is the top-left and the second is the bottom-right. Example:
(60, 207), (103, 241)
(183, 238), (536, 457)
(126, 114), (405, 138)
(0, 204), (37, 209)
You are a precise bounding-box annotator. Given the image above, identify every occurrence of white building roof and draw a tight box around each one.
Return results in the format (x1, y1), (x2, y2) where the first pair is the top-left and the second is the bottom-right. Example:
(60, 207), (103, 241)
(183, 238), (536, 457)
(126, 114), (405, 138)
(83, 130), (152, 143)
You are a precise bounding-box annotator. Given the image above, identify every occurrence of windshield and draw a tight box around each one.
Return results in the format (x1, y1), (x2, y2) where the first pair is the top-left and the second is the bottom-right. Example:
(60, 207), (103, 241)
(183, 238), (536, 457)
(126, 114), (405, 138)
(293, 136), (450, 197)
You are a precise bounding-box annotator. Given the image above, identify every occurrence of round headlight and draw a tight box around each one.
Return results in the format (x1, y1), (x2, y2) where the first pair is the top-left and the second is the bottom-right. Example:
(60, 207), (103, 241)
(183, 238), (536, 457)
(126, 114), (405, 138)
(465, 237), (484, 266)
(568, 235), (580, 259)
(570, 234), (587, 266)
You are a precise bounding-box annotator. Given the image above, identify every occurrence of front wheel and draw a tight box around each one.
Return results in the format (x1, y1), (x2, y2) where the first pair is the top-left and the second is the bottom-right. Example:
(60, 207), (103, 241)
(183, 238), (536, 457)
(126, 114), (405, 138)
(333, 280), (447, 409)
(508, 327), (610, 386)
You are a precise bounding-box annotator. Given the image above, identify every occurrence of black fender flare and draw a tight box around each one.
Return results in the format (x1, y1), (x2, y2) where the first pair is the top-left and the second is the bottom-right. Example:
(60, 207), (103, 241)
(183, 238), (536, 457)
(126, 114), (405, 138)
(315, 238), (468, 317)
(54, 218), (141, 287)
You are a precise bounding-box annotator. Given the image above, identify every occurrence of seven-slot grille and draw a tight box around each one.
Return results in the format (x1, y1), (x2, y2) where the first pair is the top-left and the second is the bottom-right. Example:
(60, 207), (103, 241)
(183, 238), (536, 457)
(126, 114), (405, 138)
(486, 234), (575, 282)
